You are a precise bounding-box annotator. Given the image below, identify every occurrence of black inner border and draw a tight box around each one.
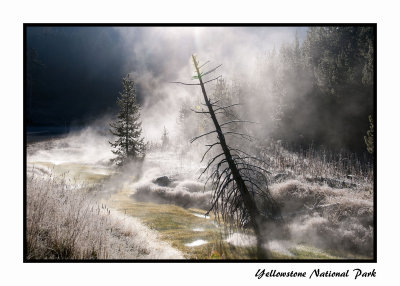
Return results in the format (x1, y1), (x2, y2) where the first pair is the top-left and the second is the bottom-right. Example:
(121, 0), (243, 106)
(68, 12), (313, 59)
(23, 23), (377, 263)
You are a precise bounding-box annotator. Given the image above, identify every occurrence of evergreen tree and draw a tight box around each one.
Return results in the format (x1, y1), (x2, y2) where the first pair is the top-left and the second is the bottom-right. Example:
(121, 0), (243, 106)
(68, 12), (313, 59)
(364, 115), (374, 154)
(161, 126), (169, 150)
(176, 99), (198, 142)
(177, 101), (190, 131)
(109, 75), (145, 166)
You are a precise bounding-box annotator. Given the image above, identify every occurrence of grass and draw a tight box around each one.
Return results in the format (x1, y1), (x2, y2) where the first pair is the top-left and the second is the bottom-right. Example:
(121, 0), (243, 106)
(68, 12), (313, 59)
(289, 245), (337, 259)
(107, 189), (355, 260)
(107, 189), (260, 259)
(27, 161), (113, 183)
(284, 245), (370, 260)
(26, 162), (368, 260)
(259, 141), (373, 187)
(27, 137), (374, 260)
(26, 174), (183, 260)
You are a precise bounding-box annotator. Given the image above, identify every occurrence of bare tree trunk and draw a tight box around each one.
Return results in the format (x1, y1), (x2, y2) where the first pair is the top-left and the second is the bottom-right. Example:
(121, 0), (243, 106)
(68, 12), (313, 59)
(192, 55), (269, 258)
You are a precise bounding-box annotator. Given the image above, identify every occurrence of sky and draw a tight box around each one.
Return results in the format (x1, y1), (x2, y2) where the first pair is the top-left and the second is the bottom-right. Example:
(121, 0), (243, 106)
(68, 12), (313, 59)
(26, 26), (308, 138)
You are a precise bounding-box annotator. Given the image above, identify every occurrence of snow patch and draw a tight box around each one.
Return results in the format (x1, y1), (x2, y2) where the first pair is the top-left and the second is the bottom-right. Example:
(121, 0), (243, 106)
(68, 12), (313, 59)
(226, 233), (256, 247)
(192, 212), (210, 219)
(185, 240), (208, 247)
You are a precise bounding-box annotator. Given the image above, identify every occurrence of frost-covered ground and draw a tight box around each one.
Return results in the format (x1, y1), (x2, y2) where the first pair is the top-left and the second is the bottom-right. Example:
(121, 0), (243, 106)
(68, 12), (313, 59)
(26, 174), (183, 259)
(26, 128), (374, 259)
(26, 129), (184, 260)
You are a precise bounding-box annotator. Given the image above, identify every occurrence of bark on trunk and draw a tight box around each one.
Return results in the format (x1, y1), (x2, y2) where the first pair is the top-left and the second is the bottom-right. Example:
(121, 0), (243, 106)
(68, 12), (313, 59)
(192, 55), (269, 259)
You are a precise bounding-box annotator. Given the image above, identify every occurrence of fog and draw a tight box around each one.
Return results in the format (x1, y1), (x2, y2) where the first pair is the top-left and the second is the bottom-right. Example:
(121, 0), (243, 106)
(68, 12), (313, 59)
(116, 27), (307, 141)
(27, 123), (373, 258)
(27, 26), (307, 141)
(27, 26), (373, 151)
(26, 26), (374, 259)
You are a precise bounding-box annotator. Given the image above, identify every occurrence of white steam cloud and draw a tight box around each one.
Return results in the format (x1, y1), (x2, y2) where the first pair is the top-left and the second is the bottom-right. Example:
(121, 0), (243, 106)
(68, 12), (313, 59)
(112, 27), (306, 142)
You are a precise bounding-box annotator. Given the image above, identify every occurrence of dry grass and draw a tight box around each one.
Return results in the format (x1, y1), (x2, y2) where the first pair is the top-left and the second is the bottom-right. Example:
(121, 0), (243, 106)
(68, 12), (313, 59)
(26, 174), (183, 260)
(269, 179), (373, 257)
(258, 141), (373, 187)
(26, 134), (374, 260)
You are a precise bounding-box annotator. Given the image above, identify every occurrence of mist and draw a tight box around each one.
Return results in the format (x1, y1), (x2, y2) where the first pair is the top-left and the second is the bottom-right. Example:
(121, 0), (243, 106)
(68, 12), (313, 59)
(27, 26), (306, 140)
(114, 26), (309, 142)
(26, 25), (374, 260)
(28, 26), (373, 153)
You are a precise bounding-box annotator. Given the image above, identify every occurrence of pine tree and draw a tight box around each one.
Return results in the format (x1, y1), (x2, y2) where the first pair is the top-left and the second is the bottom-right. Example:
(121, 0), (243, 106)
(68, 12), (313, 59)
(364, 115), (374, 154)
(109, 74), (145, 166)
(161, 126), (169, 150)
(176, 99), (197, 142)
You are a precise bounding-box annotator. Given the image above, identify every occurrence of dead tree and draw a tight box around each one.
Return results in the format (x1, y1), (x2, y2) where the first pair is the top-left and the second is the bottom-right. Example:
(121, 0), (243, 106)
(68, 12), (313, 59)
(173, 55), (280, 259)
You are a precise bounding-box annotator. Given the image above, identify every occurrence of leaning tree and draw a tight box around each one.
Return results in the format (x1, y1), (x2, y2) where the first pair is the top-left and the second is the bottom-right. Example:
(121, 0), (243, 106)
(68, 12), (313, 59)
(173, 55), (281, 258)
(109, 74), (145, 166)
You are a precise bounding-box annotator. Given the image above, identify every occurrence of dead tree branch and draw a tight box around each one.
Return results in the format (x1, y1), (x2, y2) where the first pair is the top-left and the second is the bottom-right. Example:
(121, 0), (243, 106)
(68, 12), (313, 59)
(188, 55), (280, 259)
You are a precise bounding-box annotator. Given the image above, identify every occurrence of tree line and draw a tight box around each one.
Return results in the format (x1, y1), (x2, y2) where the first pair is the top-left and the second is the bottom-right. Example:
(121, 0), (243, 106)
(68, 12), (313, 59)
(177, 26), (375, 155)
(109, 26), (375, 165)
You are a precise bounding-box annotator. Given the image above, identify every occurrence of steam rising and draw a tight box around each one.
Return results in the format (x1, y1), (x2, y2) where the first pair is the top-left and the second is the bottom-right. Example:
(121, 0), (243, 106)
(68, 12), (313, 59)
(27, 124), (373, 258)
(26, 26), (373, 259)
(112, 27), (306, 141)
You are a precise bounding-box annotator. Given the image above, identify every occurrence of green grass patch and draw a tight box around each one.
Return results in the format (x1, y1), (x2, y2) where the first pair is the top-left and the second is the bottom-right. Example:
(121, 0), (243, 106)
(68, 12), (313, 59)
(107, 190), (365, 260)
(28, 161), (113, 183)
(288, 245), (338, 259)
(107, 190), (259, 259)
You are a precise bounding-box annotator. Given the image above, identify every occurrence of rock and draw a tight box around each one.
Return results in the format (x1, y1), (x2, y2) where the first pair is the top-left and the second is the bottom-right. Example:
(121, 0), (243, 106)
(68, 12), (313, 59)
(273, 172), (294, 182)
(153, 176), (172, 187)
